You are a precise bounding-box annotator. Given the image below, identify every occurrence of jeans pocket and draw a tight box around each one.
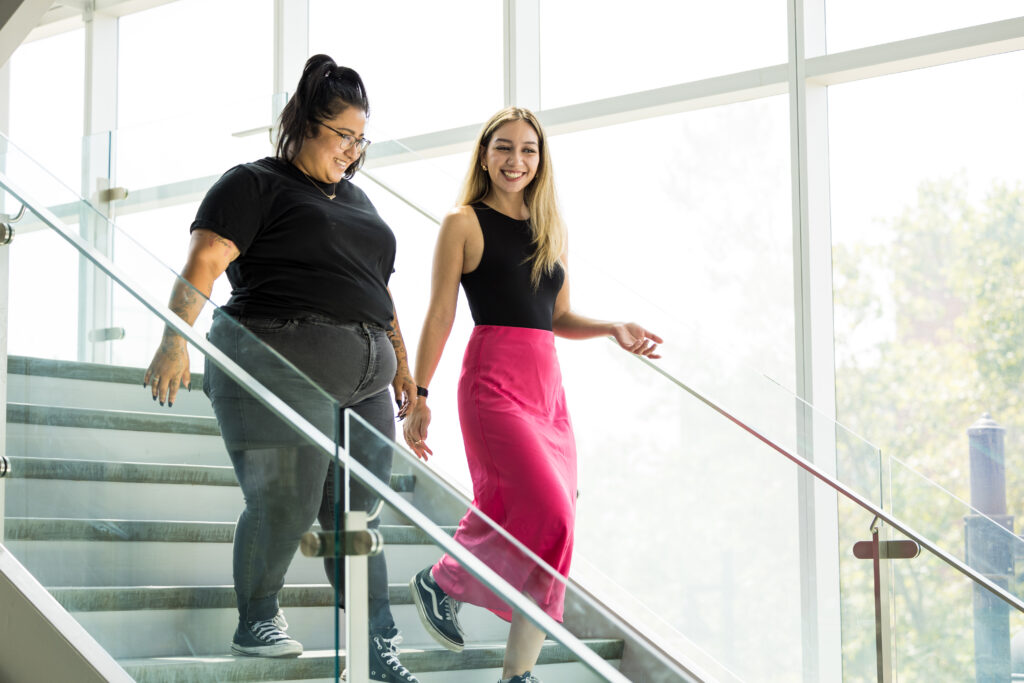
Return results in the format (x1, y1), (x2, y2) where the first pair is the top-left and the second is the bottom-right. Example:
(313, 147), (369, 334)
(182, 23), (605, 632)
(238, 317), (293, 333)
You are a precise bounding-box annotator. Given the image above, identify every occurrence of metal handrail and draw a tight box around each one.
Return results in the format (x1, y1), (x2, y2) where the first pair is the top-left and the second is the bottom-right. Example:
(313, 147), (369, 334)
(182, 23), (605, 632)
(0, 170), (633, 683)
(636, 353), (1024, 614)
(362, 161), (1024, 615)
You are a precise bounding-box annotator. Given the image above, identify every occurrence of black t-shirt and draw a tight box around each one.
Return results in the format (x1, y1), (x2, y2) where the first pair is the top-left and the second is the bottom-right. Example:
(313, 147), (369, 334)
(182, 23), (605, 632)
(191, 157), (396, 327)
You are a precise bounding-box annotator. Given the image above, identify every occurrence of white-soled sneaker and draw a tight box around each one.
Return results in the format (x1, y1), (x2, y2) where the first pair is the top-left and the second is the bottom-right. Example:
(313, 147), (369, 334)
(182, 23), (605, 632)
(410, 566), (465, 652)
(501, 672), (542, 683)
(369, 632), (419, 682)
(231, 618), (303, 657)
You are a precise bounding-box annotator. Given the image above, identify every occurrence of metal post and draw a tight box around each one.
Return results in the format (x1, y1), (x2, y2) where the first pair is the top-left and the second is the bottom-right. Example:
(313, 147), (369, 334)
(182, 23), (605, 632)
(0, 60), (9, 540)
(853, 519), (920, 683)
(966, 414), (1012, 682)
(345, 511), (370, 683)
(301, 513), (382, 682)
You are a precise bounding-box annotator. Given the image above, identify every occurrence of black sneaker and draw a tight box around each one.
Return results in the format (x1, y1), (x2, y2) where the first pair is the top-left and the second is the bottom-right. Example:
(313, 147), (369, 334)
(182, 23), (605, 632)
(231, 618), (303, 657)
(410, 566), (465, 652)
(502, 673), (542, 683)
(369, 632), (419, 682)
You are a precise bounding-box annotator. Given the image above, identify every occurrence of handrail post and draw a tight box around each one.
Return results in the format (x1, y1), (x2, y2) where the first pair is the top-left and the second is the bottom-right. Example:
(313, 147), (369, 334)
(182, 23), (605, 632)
(966, 414), (1012, 682)
(345, 511), (370, 683)
(853, 518), (919, 683)
(300, 513), (382, 682)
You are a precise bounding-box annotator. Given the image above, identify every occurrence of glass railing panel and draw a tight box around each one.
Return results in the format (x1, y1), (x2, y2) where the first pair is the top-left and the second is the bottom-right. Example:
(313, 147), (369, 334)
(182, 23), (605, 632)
(115, 94), (275, 193)
(1, 137), (350, 679)
(363, 128), (1024, 619)
(345, 409), (701, 682)
(833, 486), (1021, 681)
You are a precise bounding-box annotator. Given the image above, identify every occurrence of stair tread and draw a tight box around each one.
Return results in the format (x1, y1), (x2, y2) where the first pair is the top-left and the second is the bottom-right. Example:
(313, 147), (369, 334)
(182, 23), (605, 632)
(49, 583), (414, 610)
(118, 639), (624, 680)
(6, 517), (456, 544)
(7, 456), (416, 491)
(8, 402), (220, 435)
(9, 354), (203, 387)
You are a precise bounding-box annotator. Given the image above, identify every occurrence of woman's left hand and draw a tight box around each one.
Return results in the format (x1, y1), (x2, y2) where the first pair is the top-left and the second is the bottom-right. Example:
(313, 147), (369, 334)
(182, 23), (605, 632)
(611, 322), (663, 359)
(392, 370), (417, 420)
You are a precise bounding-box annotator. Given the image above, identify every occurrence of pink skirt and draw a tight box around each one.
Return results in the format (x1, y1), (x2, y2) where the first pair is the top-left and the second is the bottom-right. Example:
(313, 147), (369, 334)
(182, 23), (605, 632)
(432, 325), (577, 622)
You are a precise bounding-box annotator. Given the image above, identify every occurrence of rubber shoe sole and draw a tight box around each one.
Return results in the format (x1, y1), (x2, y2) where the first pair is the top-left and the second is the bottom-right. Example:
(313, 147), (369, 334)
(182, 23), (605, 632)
(409, 572), (464, 653)
(230, 641), (303, 658)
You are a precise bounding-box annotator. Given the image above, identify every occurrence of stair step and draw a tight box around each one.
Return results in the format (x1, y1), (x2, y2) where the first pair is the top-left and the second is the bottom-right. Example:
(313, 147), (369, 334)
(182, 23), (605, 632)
(5, 518), (456, 544)
(8, 355), (202, 387)
(8, 403), (220, 436)
(6, 457), (416, 492)
(118, 639), (624, 682)
(50, 584), (414, 611)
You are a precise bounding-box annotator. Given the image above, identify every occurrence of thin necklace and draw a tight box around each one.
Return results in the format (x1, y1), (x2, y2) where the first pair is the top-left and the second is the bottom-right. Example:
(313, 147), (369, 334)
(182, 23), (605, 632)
(300, 169), (336, 200)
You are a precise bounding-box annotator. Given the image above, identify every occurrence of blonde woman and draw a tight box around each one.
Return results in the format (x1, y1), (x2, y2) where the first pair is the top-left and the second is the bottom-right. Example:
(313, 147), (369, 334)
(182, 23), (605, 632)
(402, 107), (662, 683)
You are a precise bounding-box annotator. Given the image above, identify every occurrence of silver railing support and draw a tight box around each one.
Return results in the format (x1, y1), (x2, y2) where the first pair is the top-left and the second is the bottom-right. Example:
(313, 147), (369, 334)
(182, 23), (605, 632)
(0, 203), (25, 245)
(301, 513), (382, 682)
(853, 516), (920, 683)
(346, 511), (370, 683)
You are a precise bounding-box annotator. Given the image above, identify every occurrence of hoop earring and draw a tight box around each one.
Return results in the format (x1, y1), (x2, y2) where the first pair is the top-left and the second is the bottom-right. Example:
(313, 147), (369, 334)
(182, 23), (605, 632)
(482, 164), (488, 171)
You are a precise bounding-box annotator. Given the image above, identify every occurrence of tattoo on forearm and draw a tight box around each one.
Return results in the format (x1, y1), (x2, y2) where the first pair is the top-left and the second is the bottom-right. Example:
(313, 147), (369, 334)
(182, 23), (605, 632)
(386, 315), (414, 383)
(162, 281), (204, 342)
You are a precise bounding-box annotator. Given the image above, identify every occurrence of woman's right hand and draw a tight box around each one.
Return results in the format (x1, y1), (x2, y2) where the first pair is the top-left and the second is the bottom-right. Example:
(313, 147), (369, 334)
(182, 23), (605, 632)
(144, 333), (191, 407)
(403, 401), (433, 461)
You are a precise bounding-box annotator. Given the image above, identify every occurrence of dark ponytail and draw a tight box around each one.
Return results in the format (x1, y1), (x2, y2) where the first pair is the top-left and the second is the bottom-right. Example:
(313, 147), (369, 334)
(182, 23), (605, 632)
(275, 54), (370, 179)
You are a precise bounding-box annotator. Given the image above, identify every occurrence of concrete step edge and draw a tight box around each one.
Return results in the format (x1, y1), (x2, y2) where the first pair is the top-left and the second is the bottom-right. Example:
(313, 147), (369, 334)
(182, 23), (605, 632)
(8, 354), (202, 388)
(8, 403), (220, 436)
(6, 518), (456, 544)
(6, 456), (416, 492)
(49, 583), (414, 611)
(118, 639), (624, 681)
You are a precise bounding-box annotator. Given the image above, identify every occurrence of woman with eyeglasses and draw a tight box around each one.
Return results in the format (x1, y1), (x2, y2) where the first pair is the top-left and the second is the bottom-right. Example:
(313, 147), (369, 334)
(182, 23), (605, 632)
(144, 54), (419, 682)
(402, 106), (662, 683)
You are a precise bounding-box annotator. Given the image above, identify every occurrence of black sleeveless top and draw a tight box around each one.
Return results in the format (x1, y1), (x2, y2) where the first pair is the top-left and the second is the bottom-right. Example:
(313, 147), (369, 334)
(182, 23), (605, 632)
(460, 203), (565, 331)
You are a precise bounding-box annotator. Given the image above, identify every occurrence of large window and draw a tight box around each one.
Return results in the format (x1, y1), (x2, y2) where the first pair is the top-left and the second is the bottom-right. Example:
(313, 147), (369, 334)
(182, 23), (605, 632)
(830, 50), (1024, 681)
(6, 2), (1024, 678)
(8, 28), (85, 192)
(539, 0), (786, 109)
(117, 0), (274, 189)
(826, 0), (1024, 52)
(309, 0), (503, 140)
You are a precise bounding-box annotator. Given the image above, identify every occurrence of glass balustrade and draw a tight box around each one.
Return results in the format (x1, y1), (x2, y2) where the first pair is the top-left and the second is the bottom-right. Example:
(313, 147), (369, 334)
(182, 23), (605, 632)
(356, 130), (1024, 680)
(1, 132), (348, 680)
(4, 109), (1024, 681)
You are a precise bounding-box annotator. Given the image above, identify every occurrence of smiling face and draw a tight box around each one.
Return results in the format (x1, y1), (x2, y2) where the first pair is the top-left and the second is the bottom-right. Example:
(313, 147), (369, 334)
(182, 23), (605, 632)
(292, 104), (368, 184)
(481, 119), (541, 197)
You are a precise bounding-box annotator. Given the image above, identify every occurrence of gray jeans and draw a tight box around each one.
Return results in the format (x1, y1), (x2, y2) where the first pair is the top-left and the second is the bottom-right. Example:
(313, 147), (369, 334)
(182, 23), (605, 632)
(203, 311), (398, 632)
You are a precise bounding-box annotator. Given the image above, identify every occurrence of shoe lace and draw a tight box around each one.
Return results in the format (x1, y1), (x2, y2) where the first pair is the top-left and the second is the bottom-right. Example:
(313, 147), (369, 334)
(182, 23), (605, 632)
(512, 673), (541, 683)
(442, 596), (463, 633)
(250, 619), (290, 644)
(375, 634), (414, 677)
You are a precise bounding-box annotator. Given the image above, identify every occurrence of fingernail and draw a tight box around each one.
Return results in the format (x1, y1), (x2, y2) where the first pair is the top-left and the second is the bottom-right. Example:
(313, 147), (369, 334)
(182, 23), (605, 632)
(152, 395), (156, 401)
(159, 401), (164, 406)
(168, 401), (173, 408)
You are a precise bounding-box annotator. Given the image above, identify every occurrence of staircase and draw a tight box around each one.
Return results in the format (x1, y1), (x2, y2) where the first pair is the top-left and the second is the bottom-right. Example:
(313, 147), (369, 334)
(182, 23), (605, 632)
(3, 355), (624, 682)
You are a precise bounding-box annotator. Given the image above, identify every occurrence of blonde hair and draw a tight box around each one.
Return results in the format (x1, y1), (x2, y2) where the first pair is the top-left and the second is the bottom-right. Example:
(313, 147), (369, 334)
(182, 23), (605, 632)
(457, 107), (566, 288)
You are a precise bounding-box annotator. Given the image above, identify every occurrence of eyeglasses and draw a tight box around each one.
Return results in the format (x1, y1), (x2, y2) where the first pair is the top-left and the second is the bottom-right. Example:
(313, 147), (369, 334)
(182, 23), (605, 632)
(317, 121), (371, 154)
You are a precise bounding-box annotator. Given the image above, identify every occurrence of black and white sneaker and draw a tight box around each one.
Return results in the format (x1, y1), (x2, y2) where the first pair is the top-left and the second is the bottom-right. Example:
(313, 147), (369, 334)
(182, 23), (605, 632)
(410, 566), (465, 652)
(273, 608), (288, 631)
(502, 672), (542, 683)
(369, 632), (419, 682)
(231, 618), (303, 657)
